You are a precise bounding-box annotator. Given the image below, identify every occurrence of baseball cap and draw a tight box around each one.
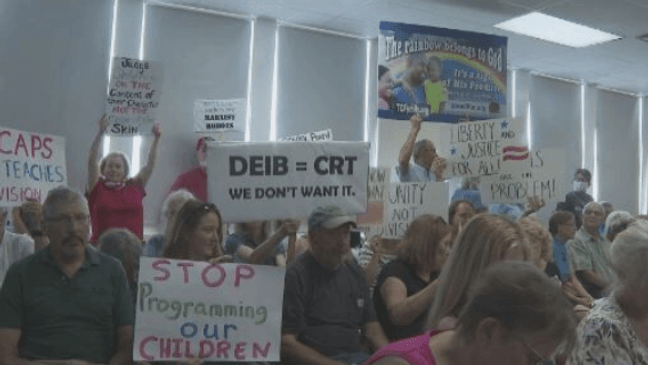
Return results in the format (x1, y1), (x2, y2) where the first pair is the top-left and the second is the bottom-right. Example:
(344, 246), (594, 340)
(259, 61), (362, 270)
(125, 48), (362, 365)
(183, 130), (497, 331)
(308, 206), (357, 231)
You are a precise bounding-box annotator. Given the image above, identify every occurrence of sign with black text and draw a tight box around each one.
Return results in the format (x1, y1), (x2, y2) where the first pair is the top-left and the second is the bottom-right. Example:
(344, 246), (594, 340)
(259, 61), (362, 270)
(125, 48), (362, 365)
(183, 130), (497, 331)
(106, 57), (163, 136)
(194, 99), (246, 133)
(383, 182), (448, 239)
(279, 129), (333, 142)
(208, 142), (370, 222)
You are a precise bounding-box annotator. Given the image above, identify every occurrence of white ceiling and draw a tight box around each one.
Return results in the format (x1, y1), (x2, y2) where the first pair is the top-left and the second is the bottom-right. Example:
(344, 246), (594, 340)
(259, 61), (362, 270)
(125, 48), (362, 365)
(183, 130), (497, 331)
(162, 0), (648, 94)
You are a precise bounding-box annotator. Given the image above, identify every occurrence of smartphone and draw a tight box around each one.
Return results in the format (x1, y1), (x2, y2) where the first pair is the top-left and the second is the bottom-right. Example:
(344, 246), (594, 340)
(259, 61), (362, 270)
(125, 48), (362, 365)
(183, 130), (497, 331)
(350, 229), (363, 248)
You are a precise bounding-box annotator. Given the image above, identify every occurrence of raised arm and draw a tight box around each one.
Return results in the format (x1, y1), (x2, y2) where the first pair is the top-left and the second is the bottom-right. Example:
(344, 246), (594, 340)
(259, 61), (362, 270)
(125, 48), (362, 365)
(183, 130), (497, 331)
(236, 221), (299, 265)
(87, 114), (109, 193)
(398, 114), (423, 175)
(135, 122), (162, 188)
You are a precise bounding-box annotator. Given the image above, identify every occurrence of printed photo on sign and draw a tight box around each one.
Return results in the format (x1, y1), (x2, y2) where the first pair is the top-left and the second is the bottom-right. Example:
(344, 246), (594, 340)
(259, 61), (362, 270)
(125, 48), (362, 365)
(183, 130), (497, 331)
(208, 142), (370, 222)
(279, 129), (333, 142)
(194, 99), (246, 133)
(0, 127), (67, 206)
(106, 57), (163, 136)
(445, 117), (526, 179)
(383, 181), (448, 239)
(378, 21), (507, 123)
(134, 257), (285, 362)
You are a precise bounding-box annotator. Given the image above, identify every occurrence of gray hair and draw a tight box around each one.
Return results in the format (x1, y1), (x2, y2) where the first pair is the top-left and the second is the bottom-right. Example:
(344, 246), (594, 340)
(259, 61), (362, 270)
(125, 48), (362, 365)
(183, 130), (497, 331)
(161, 189), (195, 220)
(457, 261), (578, 353)
(99, 228), (142, 288)
(41, 186), (87, 220)
(582, 201), (603, 215)
(412, 139), (432, 162)
(610, 220), (648, 292)
(604, 211), (635, 242)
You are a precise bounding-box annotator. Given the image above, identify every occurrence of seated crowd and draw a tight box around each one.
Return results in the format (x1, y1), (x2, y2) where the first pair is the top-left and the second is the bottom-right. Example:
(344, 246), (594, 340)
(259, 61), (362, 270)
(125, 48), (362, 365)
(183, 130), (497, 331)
(1, 116), (647, 365)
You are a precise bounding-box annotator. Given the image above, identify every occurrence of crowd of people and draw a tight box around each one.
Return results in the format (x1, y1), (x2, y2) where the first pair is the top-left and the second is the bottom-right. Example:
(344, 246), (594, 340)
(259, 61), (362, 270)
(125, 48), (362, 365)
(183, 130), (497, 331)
(0, 113), (647, 365)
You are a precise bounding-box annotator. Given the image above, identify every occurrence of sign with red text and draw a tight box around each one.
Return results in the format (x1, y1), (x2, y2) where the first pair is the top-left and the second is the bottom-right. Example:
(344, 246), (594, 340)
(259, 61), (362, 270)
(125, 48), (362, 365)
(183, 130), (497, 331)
(106, 57), (163, 136)
(383, 182), (448, 239)
(134, 257), (285, 362)
(194, 99), (246, 133)
(445, 117), (526, 179)
(208, 142), (370, 222)
(0, 127), (66, 206)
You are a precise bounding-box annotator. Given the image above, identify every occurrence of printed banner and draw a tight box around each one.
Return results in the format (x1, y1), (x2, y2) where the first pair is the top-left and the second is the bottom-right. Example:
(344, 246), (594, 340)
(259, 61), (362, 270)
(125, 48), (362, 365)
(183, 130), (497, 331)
(208, 142), (370, 222)
(446, 117), (526, 178)
(194, 99), (246, 133)
(357, 167), (389, 239)
(0, 127), (66, 206)
(480, 148), (565, 205)
(106, 57), (163, 135)
(279, 129), (333, 142)
(134, 258), (285, 362)
(383, 182), (449, 239)
(378, 21), (507, 122)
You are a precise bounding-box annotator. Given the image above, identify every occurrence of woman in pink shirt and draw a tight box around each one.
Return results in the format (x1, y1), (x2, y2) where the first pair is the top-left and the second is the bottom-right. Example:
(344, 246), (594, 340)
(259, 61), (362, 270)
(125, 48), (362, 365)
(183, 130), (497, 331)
(364, 261), (578, 365)
(86, 115), (161, 244)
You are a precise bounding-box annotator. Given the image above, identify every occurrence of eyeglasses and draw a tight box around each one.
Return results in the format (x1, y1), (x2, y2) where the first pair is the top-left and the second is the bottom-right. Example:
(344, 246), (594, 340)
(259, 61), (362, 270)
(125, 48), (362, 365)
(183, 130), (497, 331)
(46, 214), (90, 226)
(519, 338), (551, 365)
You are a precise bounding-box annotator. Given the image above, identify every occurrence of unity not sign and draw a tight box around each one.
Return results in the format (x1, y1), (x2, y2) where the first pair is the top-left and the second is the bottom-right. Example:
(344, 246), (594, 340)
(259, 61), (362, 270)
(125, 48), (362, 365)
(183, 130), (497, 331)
(134, 257), (285, 362)
(0, 127), (66, 206)
(106, 57), (163, 136)
(383, 182), (448, 239)
(208, 142), (370, 222)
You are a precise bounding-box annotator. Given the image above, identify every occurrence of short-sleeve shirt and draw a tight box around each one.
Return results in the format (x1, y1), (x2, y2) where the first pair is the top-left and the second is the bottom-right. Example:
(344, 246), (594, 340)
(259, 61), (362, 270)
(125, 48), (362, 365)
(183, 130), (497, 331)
(553, 236), (572, 282)
(88, 178), (146, 243)
(282, 251), (377, 357)
(225, 232), (285, 266)
(374, 259), (436, 341)
(569, 296), (648, 365)
(569, 227), (615, 282)
(0, 246), (134, 363)
(392, 162), (438, 183)
(0, 231), (34, 286)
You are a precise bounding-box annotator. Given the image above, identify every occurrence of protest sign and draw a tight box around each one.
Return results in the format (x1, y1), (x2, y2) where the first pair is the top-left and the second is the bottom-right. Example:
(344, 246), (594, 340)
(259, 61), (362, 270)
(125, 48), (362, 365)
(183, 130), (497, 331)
(357, 167), (389, 239)
(446, 117), (526, 179)
(106, 57), (163, 136)
(0, 127), (66, 206)
(279, 129), (333, 142)
(383, 181), (448, 239)
(208, 142), (370, 222)
(194, 99), (246, 133)
(480, 148), (565, 205)
(134, 257), (285, 362)
(378, 21), (507, 122)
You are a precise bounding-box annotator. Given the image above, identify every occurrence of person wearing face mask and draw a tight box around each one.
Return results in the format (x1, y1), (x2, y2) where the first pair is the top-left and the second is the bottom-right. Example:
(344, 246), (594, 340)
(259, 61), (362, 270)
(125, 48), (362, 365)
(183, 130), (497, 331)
(559, 168), (593, 229)
(87, 115), (162, 245)
(167, 136), (214, 203)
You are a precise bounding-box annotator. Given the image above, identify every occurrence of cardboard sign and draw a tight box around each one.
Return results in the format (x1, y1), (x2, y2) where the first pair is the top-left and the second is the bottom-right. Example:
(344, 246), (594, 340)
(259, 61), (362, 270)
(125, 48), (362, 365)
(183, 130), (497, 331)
(0, 127), (66, 206)
(446, 118), (526, 178)
(480, 148), (565, 205)
(194, 99), (246, 133)
(378, 21), (507, 122)
(279, 129), (333, 142)
(208, 142), (370, 222)
(383, 182), (449, 239)
(106, 57), (163, 135)
(356, 167), (390, 239)
(134, 258), (285, 362)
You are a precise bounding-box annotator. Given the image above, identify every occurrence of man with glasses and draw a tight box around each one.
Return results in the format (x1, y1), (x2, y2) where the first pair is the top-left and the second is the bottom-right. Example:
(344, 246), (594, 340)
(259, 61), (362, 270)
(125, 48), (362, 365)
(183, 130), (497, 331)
(392, 114), (447, 183)
(0, 187), (134, 364)
(569, 202), (614, 299)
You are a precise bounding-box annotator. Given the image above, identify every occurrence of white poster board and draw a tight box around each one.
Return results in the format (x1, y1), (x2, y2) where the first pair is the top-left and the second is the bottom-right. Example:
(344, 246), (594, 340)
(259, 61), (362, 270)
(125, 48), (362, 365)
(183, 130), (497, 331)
(134, 258), (285, 362)
(106, 57), (163, 135)
(193, 99), (246, 133)
(279, 129), (333, 142)
(0, 127), (66, 206)
(383, 182), (449, 239)
(208, 142), (370, 222)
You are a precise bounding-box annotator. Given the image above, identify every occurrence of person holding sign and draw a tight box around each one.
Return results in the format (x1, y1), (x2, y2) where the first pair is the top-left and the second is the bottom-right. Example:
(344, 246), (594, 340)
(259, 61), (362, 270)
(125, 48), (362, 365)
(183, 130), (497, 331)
(364, 262), (578, 365)
(226, 221), (298, 266)
(393, 114), (447, 183)
(87, 114), (161, 244)
(374, 215), (450, 342)
(281, 206), (389, 365)
(0, 187), (134, 365)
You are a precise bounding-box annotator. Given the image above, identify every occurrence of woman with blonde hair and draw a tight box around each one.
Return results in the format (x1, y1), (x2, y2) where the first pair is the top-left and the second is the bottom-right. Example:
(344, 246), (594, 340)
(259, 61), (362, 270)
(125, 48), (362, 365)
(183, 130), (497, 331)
(374, 215), (450, 341)
(427, 214), (530, 330)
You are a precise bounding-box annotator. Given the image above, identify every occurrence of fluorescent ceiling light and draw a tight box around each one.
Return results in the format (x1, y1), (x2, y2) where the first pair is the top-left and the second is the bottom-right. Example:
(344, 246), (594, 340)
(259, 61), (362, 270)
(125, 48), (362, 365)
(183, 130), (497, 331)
(494, 12), (621, 47)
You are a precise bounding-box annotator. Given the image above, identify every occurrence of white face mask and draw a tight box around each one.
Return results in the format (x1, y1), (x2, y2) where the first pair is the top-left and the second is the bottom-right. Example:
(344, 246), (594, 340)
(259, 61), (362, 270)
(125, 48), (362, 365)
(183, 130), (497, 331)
(573, 181), (588, 192)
